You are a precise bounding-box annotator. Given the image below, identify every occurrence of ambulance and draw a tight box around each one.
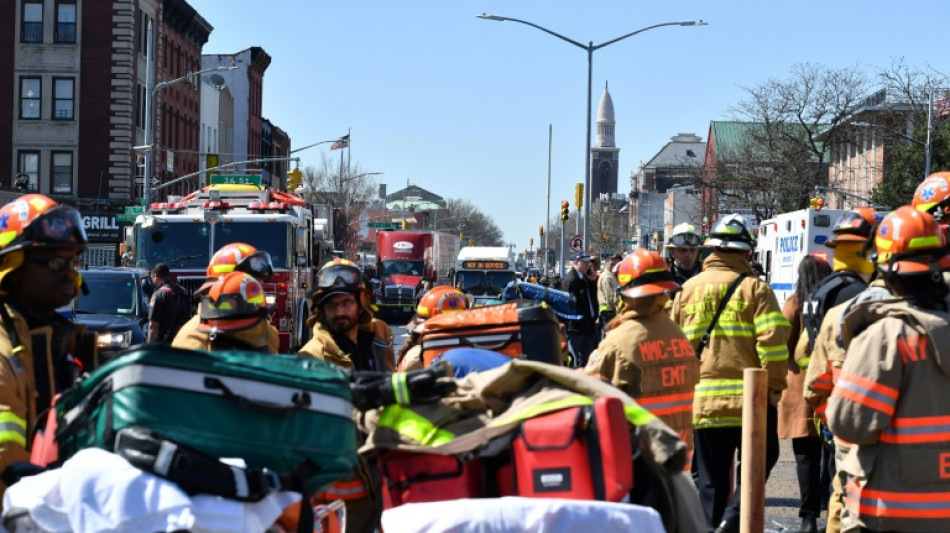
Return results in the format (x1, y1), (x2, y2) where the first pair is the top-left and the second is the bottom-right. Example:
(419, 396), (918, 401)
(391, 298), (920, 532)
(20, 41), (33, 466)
(754, 208), (846, 308)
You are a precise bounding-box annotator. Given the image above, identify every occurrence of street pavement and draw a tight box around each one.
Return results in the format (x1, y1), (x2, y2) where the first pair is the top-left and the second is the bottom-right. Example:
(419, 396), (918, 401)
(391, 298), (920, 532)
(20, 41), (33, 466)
(387, 320), (823, 532)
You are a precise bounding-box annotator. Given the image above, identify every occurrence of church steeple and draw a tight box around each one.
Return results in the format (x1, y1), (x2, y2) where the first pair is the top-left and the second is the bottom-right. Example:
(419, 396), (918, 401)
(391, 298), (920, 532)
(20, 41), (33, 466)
(590, 82), (620, 199)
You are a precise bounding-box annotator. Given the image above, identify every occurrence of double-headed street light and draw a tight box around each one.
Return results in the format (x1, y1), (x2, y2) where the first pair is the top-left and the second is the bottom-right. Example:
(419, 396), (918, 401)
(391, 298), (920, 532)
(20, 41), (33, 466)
(477, 14), (707, 247)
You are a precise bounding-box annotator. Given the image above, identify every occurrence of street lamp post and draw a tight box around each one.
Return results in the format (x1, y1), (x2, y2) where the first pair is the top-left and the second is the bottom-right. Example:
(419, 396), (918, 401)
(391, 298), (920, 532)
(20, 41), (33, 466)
(477, 14), (707, 247)
(138, 40), (237, 206)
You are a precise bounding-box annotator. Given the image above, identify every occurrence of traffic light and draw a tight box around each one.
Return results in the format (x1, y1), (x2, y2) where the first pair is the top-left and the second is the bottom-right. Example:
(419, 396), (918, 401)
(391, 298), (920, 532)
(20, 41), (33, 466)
(468, 238), (475, 246)
(809, 196), (825, 210)
(539, 225), (544, 237)
(286, 166), (303, 190)
(561, 201), (570, 222)
(575, 183), (584, 210)
(530, 237), (534, 247)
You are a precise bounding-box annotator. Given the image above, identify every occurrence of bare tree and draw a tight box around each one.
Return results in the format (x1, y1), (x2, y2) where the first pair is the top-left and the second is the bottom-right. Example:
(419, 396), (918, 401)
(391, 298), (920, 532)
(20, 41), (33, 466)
(707, 63), (871, 221)
(435, 198), (504, 246)
(301, 154), (379, 254)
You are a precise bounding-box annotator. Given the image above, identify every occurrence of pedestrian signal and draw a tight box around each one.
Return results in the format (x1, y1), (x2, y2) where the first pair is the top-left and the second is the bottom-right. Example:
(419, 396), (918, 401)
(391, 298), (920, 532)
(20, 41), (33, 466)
(561, 201), (570, 222)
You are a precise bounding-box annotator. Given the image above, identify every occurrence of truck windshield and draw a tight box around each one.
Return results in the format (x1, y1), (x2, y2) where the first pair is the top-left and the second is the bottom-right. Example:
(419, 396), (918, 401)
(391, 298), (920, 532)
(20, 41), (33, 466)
(78, 276), (139, 315)
(135, 221), (291, 269)
(456, 270), (514, 295)
(381, 260), (424, 276)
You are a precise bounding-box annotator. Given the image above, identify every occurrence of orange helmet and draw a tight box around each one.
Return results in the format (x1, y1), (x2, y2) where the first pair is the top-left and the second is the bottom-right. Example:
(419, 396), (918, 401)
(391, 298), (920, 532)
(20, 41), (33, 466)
(826, 207), (877, 248)
(0, 194), (87, 255)
(616, 249), (680, 299)
(407, 286), (469, 333)
(875, 206), (950, 275)
(198, 243), (274, 295)
(912, 171), (950, 218)
(198, 271), (269, 334)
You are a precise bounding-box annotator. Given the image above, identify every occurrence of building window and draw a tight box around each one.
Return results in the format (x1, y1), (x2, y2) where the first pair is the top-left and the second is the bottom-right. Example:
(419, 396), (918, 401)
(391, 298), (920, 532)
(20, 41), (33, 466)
(140, 12), (151, 56)
(17, 151), (39, 190)
(55, 1), (76, 43)
(19, 77), (41, 119)
(51, 152), (73, 194)
(53, 78), (74, 120)
(21, 1), (43, 43)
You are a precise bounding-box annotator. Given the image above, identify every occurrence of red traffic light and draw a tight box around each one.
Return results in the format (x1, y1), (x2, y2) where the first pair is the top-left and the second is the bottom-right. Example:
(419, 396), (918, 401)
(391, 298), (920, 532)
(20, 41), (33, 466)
(561, 201), (569, 208)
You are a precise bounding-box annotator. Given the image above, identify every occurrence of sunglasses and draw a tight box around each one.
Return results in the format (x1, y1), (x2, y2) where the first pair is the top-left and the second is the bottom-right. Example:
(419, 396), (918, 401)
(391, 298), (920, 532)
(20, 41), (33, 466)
(28, 255), (82, 273)
(669, 233), (701, 247)
(317, 265), (361, 289)
(235, 250), (274, 280)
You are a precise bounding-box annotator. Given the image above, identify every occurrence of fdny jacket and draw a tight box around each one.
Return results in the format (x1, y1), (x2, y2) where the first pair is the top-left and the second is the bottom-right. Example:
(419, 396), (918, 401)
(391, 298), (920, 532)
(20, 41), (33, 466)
(171, 313), (280, 353)
(669, 251), (790, 429)
(827, 298), (950, 532)
(585, 296), (700, 456)
(298, 316), (395, 371)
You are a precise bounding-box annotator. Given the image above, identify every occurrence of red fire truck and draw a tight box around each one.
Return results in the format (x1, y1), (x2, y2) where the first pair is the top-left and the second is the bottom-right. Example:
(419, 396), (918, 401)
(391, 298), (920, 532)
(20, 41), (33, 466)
(123, 183), (334, 351)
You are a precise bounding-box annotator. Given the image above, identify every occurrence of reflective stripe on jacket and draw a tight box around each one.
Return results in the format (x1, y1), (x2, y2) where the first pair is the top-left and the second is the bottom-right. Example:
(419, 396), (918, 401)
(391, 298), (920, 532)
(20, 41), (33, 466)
(670, 251), (789, 429)
(585, 295), (699, 459)
(828, 298), (950, 532)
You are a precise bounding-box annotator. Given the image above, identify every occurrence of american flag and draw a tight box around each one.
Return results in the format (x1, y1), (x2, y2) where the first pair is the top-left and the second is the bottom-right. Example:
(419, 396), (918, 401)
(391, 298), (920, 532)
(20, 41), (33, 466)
(330, 134), (349, 151)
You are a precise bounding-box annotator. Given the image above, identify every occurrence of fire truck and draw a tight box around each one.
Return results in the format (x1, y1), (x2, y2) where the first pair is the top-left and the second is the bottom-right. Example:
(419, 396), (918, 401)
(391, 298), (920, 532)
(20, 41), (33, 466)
(123, 183), (334, 351)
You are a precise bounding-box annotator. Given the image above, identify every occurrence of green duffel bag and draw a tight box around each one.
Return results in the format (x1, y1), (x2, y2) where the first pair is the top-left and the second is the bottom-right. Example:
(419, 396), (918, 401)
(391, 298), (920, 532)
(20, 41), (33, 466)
(55, 345), (358, 495)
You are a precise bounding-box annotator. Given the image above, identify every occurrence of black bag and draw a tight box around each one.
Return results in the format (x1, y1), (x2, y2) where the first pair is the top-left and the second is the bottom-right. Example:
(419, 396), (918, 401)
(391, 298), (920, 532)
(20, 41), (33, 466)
(802, 271), (867, 352)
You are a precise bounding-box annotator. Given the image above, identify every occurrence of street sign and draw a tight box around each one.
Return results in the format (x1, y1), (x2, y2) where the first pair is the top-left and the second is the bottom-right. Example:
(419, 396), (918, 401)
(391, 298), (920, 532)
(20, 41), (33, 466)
(124, 205), (144, 215)
(368, 222), (398, 229)
(209, 174), (262, 186)
(622, 239), (637, 245)
(115, 214), (136, 223)
(569, 234), (584, 253)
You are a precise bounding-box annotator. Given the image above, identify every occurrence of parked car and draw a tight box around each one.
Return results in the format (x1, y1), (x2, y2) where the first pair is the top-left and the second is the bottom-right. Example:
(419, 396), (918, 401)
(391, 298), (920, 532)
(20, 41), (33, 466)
(73, 267), (153, 360)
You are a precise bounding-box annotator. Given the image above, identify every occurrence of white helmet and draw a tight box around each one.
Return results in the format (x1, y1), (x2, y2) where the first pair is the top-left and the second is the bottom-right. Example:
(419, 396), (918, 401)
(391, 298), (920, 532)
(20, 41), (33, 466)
(667, 223), (701, 248)
(705, 214), (756, 251)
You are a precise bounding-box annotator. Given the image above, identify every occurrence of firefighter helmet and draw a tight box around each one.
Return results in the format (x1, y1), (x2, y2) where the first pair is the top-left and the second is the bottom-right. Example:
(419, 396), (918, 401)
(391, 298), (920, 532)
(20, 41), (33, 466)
(198, 272), (269, 334)
(912, 171), (950, 218)
(313, 258), (367, 307)
(616, 248), (680, 299)
(207, 243), (274, 280)
(875, 206), (950, 275)
(705, 214), (756, 251)
(407, 286), (469, 334)
(667, 223), (701, 248)
(826, 207), (877, 248)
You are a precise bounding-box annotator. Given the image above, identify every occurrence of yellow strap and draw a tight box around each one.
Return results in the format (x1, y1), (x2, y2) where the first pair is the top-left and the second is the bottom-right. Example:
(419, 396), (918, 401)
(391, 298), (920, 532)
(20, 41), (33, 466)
(490, 395), (593, 428)
(377, 405), (455, 446)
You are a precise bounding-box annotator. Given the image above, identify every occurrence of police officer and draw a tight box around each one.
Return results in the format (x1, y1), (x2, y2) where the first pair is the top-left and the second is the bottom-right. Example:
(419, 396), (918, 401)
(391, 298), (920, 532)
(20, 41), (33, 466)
(173, 242), (278, 352)
(563, 251), (600, 367)
(585, 249), (700, 465)
(670, 214), (790, 533)
(0, 194), (95, 497)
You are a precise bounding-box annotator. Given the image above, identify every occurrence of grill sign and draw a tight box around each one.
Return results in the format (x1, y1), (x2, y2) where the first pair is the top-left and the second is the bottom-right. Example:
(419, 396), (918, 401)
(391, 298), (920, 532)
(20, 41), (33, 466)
(462, 261), (508, 269)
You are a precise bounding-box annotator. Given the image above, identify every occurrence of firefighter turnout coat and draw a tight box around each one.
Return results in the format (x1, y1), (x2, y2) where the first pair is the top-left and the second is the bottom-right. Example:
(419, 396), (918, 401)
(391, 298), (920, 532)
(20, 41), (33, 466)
(669, 251), (790, 429)
(172, 314), (280, 353)
(827, 297), (950, 532)
(585, 296), (700, 456)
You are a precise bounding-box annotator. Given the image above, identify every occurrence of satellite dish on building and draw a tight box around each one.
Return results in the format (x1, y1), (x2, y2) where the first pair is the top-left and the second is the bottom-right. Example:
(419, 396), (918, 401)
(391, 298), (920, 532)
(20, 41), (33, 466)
(208, 74), (226, 90)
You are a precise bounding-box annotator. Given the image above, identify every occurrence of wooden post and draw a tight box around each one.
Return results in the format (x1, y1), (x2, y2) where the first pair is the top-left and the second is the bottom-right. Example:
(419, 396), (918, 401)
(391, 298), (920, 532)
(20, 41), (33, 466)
(740, 367), (767, 533)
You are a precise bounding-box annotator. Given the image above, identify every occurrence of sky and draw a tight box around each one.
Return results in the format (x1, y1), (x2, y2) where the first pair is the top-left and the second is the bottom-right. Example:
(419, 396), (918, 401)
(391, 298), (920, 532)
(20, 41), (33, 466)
(190, 0), (950, 251)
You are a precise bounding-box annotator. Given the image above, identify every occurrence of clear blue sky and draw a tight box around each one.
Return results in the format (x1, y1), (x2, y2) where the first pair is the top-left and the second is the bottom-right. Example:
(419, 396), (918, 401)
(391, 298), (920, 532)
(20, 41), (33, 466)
(191, 0), (949, 250)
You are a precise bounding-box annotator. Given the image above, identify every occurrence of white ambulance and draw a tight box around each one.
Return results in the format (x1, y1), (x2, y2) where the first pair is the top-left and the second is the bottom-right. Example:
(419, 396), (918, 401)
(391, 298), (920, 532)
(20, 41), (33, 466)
(754, 208), (846, 308)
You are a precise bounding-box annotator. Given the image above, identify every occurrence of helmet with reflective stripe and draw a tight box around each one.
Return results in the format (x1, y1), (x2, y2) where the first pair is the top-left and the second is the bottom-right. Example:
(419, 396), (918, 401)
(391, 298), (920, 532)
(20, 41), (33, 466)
(198, 271), (268, 333)
(913, 171), (950, 218)
(875, 206), (950, 275)
(416, 286), (468, 319)
(616, 249), (680, 299)
(705, 214), (756, 251)
(0, 194), (87, 255)
(667, 222), (701, 248)
(826, 207), (877, 248)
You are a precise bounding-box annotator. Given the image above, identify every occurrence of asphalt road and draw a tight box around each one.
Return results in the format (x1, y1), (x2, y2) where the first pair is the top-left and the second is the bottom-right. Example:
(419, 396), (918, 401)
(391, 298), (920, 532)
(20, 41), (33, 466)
(387, 320), (822, 532)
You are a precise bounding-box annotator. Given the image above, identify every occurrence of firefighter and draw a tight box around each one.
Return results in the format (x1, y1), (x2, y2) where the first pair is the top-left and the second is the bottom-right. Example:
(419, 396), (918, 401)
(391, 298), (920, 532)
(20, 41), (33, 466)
(0, 194), (95, 498)
(397, 285), (470, 371)
(172, 242), (278, 352)
(801, 207), (882, 533)
(297, 258), (395, 533)
(177, 271), (276, 352)
(584, 249), (700, 466)
(669, 213), (790, 533)
(826, 206), (950, 533)
(666, 222), (703, 285)
(911, 170), (950, 222)
(596, 253), (623, 327)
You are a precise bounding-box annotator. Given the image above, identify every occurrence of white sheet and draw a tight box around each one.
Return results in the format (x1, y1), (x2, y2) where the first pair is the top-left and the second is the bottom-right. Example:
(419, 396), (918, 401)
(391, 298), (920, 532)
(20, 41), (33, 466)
(381, 497), (666, 533)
